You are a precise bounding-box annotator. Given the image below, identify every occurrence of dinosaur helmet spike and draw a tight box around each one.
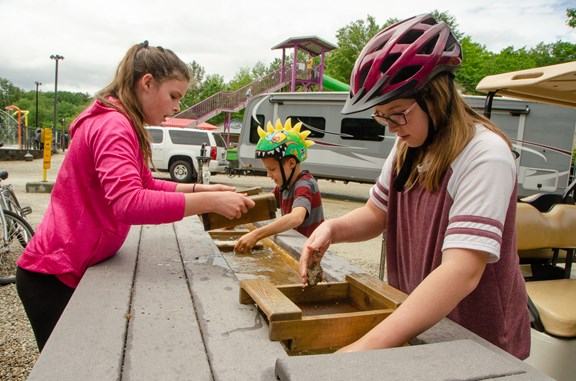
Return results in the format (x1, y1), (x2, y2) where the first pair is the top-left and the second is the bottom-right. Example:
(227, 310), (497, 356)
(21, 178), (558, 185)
(255, 118), (315, 163)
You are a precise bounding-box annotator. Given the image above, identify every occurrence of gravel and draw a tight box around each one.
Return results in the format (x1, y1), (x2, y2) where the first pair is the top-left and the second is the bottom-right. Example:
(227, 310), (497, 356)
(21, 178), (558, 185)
(0, 283), (38, 380)
(0, 151), (383, 379)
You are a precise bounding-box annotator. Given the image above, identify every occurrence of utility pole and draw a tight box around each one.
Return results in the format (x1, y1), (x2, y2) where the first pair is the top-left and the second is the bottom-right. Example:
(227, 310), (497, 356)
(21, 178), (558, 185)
(50, 54), (64, 152)
(35, 81), (42, 130)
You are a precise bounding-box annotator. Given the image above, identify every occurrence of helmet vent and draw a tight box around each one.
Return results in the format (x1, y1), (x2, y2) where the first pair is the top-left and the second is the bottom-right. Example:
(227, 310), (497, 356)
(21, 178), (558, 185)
(421, 17), (437, 26)
(379, 54), (400, 74)
(391, 65), (421, 85)
(358, 65), (371, 88)
(398, 30), (423, 44)
(374, 39), (390, 52)
(419, 35), (439, 55)
(445, 33), (458, 52)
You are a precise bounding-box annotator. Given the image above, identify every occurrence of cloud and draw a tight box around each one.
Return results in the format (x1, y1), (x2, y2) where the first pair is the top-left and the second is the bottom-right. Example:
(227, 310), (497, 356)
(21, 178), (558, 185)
(1, 0), (573, 94)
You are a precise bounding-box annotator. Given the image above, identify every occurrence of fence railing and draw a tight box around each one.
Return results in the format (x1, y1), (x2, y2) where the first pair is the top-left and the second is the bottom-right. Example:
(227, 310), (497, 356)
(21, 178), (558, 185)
(175, 67), (292, 126)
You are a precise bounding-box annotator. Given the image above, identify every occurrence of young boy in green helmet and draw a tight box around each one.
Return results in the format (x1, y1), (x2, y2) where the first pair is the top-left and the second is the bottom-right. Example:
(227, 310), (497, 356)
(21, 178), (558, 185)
(234, 118), (324, 253)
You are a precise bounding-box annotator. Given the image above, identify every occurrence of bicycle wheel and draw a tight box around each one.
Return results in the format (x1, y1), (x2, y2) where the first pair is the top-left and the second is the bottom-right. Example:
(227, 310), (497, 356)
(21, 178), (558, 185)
(0, 210), (34, 284)
(2, 185), (30, 218)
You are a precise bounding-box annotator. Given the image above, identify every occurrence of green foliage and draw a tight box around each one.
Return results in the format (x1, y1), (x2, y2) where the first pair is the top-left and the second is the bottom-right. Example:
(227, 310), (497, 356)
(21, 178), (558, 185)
(456, 37), (493, 94)
(1, 77), (91, 137)
(568, 8), (576, 28)
(324, 15), (382, 83)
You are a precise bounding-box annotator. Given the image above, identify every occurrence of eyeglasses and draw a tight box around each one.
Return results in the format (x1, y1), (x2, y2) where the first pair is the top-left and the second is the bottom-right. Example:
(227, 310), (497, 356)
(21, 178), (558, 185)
(371, 101), (418, 127)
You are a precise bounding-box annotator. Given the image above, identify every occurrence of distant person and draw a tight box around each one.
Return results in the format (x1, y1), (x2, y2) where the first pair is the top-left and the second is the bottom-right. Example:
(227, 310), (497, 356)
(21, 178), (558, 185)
(298, 14), (530, 359)
(16, 40), (255, 352)
(33, 128), (41, 149)
(245, 86), (252, 99)
(306, 57), (315, 81)
(234, 118), (324, 253)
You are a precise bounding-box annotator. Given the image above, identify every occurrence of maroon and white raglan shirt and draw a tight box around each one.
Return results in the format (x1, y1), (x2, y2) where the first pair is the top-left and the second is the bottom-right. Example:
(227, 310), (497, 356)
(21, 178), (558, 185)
(370, 125), (530, 359)
(273, 170), (324, 237)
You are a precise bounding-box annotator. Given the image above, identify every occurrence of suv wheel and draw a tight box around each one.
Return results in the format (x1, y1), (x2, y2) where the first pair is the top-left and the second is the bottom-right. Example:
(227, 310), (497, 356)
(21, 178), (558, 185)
(169, 160), (195, 183)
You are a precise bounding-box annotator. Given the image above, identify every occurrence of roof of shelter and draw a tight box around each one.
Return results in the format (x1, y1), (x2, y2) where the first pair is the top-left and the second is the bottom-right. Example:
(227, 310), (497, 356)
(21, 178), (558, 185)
(162, 118), (219, 130)
(271, 36), (338, 56)
(476, 61), (576, 108)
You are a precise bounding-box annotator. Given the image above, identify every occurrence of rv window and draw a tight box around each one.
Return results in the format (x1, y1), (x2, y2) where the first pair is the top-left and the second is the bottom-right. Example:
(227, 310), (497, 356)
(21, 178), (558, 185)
(287, 116), (325, 138)
(341, 118), (385, 141)
(249, 114), (266, 144)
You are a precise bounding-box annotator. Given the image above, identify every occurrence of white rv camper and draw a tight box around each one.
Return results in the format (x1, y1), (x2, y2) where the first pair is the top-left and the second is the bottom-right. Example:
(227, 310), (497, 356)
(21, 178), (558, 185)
(238, 91), (576, 197)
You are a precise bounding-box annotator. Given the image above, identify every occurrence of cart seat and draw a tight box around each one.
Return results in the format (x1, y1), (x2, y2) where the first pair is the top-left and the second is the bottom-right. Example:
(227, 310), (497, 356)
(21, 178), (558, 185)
(516, 203), (576, 251)
(525, 280), (576, 338)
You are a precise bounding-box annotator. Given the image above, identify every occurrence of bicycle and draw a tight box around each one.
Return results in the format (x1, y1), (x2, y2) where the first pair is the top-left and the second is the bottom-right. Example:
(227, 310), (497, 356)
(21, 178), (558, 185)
(0, 171), (35, 284)
(0, 171), (32, 218)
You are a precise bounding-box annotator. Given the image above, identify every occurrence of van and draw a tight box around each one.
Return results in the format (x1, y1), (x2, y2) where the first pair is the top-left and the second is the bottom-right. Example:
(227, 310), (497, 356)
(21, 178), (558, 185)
(145, 126), (228, 183)
(238, 92), (576, 197)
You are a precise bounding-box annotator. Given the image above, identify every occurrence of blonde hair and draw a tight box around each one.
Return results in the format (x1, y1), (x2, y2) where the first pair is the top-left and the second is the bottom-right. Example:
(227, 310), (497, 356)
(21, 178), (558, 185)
(96, 41), (190, 164)
(395, 74), (511, 192)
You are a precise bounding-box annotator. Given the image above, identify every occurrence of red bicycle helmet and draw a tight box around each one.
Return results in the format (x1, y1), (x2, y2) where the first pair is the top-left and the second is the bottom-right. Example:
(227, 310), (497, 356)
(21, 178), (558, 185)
(341, 14), (462, 114)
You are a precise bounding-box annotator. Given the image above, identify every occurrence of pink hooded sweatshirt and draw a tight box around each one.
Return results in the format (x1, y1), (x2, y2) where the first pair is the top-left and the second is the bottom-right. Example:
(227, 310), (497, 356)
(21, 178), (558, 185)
(18, 100), (185, 288)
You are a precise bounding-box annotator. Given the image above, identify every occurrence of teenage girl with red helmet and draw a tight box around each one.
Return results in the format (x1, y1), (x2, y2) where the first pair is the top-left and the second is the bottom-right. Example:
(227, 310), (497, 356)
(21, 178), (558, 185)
(299, 14), (530, 359)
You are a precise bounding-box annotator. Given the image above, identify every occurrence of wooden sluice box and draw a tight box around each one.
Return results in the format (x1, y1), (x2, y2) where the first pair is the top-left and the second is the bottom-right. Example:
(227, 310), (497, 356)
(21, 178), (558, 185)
(201, 191), (277, 231)
(203, 188), (407, 353)
(239, 273), (407, 354)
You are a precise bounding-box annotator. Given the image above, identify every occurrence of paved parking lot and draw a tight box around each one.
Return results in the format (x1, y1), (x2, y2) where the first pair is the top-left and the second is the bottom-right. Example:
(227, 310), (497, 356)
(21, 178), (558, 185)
(5, 152), (384, 277)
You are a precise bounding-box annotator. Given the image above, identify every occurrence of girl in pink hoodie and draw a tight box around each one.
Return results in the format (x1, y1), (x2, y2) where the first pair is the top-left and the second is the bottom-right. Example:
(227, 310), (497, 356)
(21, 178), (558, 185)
(17, 41), (254, 351)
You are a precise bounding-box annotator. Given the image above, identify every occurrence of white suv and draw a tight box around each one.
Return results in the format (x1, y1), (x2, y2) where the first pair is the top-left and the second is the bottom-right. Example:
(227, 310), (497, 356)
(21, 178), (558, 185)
(145, 126), (229, 183)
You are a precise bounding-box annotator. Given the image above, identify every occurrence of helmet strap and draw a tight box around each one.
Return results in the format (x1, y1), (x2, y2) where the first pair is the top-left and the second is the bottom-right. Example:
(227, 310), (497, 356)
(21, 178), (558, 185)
(278, 157), (296, 192)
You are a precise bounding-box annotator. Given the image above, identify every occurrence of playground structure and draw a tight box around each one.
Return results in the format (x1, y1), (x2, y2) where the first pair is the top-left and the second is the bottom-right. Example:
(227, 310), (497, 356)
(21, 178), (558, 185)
(174, 36), (348, 141)
(2, 105), (29, 148)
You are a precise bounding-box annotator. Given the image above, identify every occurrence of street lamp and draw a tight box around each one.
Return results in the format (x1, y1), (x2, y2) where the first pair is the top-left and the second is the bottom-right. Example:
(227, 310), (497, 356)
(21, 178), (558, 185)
(35, 81), (41, 149)
(50, 54), (64, 152)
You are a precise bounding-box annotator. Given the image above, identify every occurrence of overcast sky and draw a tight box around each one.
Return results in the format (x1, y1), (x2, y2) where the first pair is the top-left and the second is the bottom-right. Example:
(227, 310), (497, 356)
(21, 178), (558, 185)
(1, 0), (574, 95)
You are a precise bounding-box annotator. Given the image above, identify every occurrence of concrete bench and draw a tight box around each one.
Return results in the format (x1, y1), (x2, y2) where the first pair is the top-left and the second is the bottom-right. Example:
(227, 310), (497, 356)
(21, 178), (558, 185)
(27, 216), (550, 380)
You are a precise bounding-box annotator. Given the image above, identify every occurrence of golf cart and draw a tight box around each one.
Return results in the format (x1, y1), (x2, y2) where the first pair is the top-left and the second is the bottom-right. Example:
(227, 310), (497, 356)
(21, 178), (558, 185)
(476, 61), (576, 381)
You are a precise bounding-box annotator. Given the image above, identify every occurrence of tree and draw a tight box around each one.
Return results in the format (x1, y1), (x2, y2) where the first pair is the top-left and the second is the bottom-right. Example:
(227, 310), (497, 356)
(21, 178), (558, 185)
(431, 10), (464, 41)
(567, 8), (576, 28)
(456, 37), (493, 94)
(324, 15), (383, 84)
(187, 61), (205, 91)
(324, 11), (463, 85)
(227, 67), (253, 91)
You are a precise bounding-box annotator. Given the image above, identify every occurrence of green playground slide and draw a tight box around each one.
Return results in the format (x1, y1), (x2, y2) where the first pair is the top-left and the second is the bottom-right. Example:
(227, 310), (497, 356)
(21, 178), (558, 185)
(322, 74), (350, 91)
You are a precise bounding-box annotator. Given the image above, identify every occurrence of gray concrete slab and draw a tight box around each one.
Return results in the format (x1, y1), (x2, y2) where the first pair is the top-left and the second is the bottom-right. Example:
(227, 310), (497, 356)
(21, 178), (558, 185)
(275, 340), (548, 381)
(25, 180), (55, 193)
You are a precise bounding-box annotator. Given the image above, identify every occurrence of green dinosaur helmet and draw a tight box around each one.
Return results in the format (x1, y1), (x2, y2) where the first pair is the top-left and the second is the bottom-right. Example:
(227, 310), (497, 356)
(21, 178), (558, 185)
(255, 118), (314, 163)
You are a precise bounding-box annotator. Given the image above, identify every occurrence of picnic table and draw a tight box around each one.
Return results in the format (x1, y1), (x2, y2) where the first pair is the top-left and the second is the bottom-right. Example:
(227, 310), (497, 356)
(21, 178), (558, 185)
(27, 216), (550, 380)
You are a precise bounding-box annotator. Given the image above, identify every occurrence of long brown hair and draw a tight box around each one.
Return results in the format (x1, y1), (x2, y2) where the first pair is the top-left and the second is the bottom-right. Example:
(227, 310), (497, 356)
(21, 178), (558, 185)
(395, 74), (511, 192)
(96, 41), (190, 164)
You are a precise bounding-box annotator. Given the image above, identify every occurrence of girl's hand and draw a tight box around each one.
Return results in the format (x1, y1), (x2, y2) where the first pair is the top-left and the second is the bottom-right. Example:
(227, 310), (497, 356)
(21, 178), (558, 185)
(213, 192), (255, 219)
(299, 224), (332, 285)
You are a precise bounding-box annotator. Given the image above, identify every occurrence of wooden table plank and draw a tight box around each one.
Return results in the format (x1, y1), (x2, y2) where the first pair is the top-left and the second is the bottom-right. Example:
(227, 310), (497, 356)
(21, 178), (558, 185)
(27, 227), (141, 381)
(122, 223), (211, 380)
(174, 217), (286, 380)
